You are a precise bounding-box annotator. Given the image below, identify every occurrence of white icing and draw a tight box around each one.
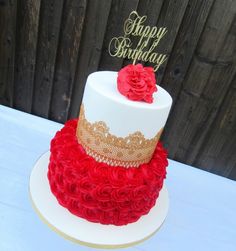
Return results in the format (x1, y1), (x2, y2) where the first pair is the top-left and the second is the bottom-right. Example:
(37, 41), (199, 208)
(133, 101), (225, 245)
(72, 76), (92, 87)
(82, 71), (172, 138)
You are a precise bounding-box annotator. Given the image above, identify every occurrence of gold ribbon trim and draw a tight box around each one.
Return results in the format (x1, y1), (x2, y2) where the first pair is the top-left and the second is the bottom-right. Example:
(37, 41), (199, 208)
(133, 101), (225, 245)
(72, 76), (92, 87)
(76, 104), (163, 168)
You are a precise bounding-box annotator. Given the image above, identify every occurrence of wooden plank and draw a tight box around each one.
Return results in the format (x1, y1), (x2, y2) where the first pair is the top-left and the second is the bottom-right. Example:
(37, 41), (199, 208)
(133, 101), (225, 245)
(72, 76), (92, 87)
(194, 17), (236, 179)
(163, 0), (236, 170)
(135, 0), (164, 22)
(13, 0), (41, 113)
(196, 0), (236, 62)
(0, 0), (17, 106)
(195, 76), (236, 180)
(49, 0), (87, 123)
(167, 60), (235, 162)
(153, 0), (189, 83)
(229, 165), (236, 181)
(163, 56), (212, 150)
(31, 0), (64, 118)
(98, 0), (139, 71)
(68, 0), (112, 119)
(160, 0), (214, 102)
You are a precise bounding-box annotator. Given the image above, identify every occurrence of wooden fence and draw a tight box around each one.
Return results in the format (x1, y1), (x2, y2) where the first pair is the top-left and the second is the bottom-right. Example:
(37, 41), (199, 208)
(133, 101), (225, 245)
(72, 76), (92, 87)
(0, 0), (236, 180)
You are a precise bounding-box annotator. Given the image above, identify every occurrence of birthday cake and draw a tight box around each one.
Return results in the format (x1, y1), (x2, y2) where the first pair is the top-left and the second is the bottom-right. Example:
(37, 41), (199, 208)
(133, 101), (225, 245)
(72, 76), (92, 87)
(47, 64), (172, 226)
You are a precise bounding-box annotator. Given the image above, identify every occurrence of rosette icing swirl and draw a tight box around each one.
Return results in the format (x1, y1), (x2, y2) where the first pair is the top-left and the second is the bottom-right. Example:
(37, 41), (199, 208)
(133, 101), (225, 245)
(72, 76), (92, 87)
(48, 119), (168, 226)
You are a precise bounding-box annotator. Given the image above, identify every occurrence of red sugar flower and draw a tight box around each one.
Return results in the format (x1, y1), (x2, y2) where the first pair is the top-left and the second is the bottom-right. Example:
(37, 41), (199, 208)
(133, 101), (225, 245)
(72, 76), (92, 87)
(117, 64), (157, 103)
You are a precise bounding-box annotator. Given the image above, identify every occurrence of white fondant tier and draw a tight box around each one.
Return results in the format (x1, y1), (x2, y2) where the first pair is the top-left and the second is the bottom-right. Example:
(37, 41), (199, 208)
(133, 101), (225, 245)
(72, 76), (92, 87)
(81, 71), (172, 139)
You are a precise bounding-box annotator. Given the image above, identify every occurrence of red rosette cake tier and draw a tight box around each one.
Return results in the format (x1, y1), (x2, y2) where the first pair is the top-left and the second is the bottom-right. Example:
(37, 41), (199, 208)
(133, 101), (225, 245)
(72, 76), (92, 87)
(47, 119), (168, 226)
(47, 65), (172, 226)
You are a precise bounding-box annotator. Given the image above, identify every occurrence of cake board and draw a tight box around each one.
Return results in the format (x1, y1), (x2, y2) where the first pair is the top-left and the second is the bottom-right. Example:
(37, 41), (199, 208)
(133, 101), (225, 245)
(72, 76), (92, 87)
(29, 151), (169, 249)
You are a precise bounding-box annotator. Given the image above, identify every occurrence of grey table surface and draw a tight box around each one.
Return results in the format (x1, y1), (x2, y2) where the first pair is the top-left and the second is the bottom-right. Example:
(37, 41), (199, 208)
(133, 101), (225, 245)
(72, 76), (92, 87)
(0, 105), (236, 251)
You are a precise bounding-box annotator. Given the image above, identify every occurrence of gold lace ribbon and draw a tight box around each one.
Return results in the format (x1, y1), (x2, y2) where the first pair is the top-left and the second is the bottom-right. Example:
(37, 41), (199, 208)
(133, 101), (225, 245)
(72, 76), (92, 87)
(76, 104), (163, 168)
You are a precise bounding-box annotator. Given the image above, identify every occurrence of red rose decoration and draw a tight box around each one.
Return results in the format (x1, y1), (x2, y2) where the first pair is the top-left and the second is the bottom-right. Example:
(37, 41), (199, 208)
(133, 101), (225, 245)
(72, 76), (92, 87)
(117, 64), (157, 103)
(48, 119), (168, 225)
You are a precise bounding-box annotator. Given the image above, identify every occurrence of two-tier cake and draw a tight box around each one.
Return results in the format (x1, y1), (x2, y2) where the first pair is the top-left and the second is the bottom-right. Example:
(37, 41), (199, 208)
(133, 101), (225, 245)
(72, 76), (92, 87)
(47, 64), (172, 226)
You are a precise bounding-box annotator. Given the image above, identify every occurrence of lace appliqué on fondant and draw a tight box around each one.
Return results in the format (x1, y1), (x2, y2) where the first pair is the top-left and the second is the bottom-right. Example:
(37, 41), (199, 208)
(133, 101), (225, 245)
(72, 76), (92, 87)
(76, 104), (163, 167)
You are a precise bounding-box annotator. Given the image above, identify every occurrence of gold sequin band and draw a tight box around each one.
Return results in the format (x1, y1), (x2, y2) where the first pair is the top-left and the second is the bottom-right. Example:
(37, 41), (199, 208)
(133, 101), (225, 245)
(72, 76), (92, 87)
(76, 104), (163, 168)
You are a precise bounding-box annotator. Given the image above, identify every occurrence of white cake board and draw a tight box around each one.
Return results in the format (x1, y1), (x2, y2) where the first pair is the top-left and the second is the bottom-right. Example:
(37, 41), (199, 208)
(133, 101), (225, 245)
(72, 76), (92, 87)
(29, 151), (169, 249)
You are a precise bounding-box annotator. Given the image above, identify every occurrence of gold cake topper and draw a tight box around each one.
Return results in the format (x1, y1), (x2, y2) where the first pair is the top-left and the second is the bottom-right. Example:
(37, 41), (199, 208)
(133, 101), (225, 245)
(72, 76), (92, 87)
(108, 11), (168, 71)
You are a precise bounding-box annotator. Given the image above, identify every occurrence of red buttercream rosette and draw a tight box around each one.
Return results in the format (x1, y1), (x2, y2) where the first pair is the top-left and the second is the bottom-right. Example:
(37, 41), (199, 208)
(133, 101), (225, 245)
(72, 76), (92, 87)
(117, 64), (157, 103)
(47, 119), (168, 226)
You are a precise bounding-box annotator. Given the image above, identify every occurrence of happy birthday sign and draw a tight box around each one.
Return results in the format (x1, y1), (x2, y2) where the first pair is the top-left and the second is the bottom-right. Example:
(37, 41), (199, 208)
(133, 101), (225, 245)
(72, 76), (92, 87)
(108, 11), (168, 71)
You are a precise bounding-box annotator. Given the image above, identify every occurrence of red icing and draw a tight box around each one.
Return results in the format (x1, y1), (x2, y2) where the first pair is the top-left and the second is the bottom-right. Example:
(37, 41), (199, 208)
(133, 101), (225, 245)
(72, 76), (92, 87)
(117, 64), (157, 103)
(48, 119), (168, 226)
